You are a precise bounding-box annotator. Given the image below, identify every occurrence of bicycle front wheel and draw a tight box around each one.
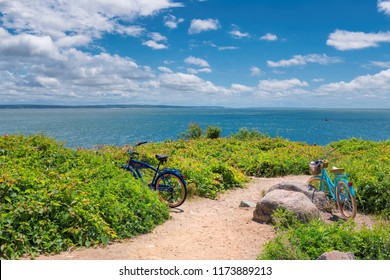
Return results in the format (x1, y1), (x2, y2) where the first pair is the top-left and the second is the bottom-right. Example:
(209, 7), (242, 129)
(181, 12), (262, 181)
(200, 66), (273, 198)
(155, 172), (187, 208)
(336, 180), (357, 219)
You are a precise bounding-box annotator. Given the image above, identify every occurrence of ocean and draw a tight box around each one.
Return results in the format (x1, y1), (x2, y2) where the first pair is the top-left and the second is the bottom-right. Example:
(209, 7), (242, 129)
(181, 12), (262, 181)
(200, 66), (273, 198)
(0, 107), (389, 148)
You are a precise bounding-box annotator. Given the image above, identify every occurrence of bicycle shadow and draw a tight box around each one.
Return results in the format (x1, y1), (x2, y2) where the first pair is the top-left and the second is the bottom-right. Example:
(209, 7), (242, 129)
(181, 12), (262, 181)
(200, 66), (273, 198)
(321, 211), (344, 222)
(169, 207), (184, 214)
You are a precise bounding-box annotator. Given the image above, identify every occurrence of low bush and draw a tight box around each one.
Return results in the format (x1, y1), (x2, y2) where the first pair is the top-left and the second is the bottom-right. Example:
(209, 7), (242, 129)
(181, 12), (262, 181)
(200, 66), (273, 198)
(258, 209), (390, 260)
(0, 134), (169, 259)
(205, 126), (222, 139)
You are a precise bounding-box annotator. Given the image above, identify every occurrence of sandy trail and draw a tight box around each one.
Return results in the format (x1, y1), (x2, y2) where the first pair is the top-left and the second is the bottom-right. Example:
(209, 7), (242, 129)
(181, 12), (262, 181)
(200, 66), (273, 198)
(36, 175), (311, 260)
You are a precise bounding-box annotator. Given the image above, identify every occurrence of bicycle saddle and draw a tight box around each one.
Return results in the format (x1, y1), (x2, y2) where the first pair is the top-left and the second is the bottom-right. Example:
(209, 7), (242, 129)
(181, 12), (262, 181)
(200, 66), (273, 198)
(330, 166), (344, 173)
(156, 154), (168, 163)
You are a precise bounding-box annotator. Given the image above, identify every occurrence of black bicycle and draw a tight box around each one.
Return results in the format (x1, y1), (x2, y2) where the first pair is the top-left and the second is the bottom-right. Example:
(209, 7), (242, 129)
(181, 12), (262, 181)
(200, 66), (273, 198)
(121, 141), (187, 208)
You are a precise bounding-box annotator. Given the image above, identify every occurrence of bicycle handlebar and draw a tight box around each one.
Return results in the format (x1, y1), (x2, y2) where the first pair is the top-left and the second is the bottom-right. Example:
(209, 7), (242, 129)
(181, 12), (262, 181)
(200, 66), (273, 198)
(324, 147), (336, 159)
(126, 141), (148, 156)
(135, 141), (148, 147)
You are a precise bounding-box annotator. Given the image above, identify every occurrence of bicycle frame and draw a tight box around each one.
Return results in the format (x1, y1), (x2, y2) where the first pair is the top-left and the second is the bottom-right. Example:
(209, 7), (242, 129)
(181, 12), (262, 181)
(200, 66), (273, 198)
(123, 158), (161, 185)
(311, 162), (355, 200)
(315, 169), (341, 200)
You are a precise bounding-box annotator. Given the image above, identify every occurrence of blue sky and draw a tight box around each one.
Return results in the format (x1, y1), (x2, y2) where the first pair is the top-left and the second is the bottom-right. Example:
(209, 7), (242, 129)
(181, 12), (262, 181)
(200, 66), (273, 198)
(1, 0), (390, 108)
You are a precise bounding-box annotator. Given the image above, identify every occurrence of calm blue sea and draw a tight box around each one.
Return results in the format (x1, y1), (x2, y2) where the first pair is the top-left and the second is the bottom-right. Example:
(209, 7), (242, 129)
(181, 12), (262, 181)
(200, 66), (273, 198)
(0, 107), (389, 148)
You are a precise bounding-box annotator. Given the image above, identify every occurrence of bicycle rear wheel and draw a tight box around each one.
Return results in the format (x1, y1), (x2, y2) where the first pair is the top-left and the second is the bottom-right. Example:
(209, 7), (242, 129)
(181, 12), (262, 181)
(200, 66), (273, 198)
(336, 180), (357, 219)
(155, 172), (187, 208)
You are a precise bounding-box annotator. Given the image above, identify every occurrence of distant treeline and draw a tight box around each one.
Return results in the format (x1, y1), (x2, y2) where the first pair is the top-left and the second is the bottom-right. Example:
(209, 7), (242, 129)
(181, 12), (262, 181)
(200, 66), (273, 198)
(0, 104), (224, 109)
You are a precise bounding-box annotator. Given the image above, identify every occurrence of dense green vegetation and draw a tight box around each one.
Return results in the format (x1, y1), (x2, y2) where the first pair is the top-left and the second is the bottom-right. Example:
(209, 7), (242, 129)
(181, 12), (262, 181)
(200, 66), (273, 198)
(258, 209), (390, 260)
(0, 129), (389, 259)
(0, 134), (169, 259)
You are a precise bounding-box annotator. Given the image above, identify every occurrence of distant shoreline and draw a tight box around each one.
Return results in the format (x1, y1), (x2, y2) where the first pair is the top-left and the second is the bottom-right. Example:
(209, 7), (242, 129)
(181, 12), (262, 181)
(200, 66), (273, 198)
(0, 104), (225, 109)
(1, 104), (389, 110)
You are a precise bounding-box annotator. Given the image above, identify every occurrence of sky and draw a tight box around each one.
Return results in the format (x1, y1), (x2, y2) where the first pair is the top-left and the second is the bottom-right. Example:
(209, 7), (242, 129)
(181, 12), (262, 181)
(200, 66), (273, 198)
(1, 0), (390, 108)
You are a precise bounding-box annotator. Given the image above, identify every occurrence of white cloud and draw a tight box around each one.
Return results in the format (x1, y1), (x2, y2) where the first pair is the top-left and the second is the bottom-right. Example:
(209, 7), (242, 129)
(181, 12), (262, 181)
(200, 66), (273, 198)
(143, 32), (168, 49)
(229, 25), (250, 39)
(187, 68), (212, 74)
(260, 33), (278, 41)
(250, 66), (261, 77)
(184, 56), (210, 67)
(318, 68), (390, 94)
(0, 0), (180, 45)
(258, 78), (308, 91)
(209, 42), (239, 51)
(0, 28), (63, 60)
(0, 48), (156, 103)
(231, 83), (253, 93)
(267, 53), (343, 67)
(164, 14), (184, 29)
(158, 66), (173, 73)
(327, 29), (390, 50)
(378, 0), (390, 16)
(370, 61), (390, 68)
(159, 72), (222, 93)
(142, 40), (168, 50)
(115, 25), (145, 37)
(217, 46), (239, 51)
(149, 32), (167, 42)
(188, 18), (221, 34)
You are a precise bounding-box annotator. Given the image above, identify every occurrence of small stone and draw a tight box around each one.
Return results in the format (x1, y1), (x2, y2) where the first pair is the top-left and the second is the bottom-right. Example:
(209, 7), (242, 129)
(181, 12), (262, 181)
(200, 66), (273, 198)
(317, 250), (355, 260)
(239, 200), (257, 208)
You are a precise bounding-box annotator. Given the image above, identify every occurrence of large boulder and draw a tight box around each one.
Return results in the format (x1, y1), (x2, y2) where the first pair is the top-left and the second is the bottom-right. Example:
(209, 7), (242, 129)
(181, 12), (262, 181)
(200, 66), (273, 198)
(268, 182), (330, 212)
(317, 250), (355, 260)
(253, 189), (320, 224)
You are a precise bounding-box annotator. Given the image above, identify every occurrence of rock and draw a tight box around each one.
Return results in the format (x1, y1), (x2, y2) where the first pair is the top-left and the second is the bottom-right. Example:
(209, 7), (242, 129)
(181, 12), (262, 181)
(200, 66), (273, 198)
(253, 189), (320, 224)
(239, 200), (257, 208)
(268, 182), (329, 212)
(317, 250), (355, 260)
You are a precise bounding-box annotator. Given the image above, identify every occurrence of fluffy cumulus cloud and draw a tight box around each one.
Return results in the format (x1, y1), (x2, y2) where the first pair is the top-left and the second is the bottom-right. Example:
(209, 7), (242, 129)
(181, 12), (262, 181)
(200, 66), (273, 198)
(142, 32), (169, 49)
(188, 18), (221, 34)
(267, 54), (343, 67)
(258, 78), (308, 91)
(250, 66), (261, 77)
(0, 28), (63, 60)
(229, 25), (250, 39)
(0, 0), (187, 104)
(326, 2), (390, 51)
(260, 33), (278, 41)
(164, 14), (184, 29)
(184, 56), (210, 67)
(327, 29), (390, 50)
(378, 0), (390, 16)
(184, 56), (211, 75)
(0, 0), (182, 41)
(318, 68), (390, 95)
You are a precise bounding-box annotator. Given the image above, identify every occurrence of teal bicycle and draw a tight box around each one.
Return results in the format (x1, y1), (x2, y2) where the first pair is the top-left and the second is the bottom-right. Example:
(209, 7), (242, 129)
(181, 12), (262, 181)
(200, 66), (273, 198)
(307, 148), (357, 219)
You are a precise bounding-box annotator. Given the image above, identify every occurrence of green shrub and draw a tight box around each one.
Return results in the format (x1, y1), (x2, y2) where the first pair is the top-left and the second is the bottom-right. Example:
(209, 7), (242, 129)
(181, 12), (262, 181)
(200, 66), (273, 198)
(230, 128), (268, 140)
(2, 131), (389, 259)
(205, 126), (222, 139)
(180, 123), (202, 140)
(0, 134), (169, 259)
(258, 210), (390, 260)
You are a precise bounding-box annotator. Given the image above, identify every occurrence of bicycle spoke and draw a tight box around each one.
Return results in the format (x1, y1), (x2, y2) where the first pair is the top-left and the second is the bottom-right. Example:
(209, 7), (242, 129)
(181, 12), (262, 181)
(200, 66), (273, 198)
(336, 181), (357, 219)
(156, 173), (187, 208)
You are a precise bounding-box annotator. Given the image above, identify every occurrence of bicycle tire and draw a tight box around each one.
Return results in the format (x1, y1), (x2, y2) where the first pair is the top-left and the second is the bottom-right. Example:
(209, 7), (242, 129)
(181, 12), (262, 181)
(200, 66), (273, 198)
(335, 180), (357, 219)
(307, 176), (335, 213)
(155, 171), (187, 208)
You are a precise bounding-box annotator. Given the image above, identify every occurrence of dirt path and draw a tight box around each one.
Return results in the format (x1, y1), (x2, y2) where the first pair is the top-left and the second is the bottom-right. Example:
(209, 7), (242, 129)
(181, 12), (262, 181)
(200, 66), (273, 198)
(36, 175), (311, 260)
